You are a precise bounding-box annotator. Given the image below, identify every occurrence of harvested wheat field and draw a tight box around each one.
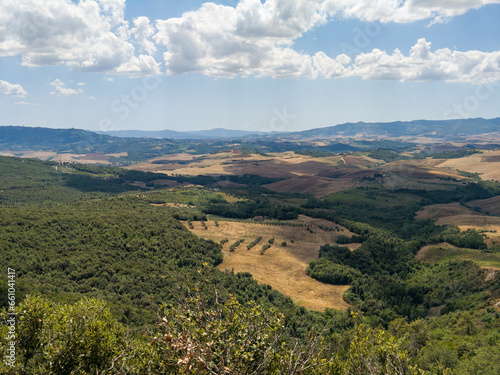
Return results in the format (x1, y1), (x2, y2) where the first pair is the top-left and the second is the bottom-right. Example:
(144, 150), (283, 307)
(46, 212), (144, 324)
(47, 152), (128, 164)
(436, 150), (500, 181)
(126, 151), (370, 182)
(183, 215), (353, 312)
(415, 202), (500, 247)
(415, 202), (500, 228)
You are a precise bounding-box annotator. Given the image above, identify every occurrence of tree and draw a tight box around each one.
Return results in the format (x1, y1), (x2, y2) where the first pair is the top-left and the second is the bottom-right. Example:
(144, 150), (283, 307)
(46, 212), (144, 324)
(152, 293), (284, 374)
(0, 295), (138, 375)
(333, 315), (427, 375)
(151, 290), (337, 375)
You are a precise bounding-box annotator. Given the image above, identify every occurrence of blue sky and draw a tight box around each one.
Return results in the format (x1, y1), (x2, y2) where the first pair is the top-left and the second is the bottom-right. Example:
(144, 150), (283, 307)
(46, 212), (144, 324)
(1, 0), (500, 133)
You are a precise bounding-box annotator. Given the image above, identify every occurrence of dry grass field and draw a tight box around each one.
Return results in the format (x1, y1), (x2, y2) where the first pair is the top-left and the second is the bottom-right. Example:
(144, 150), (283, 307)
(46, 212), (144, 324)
(10, 147), (494, 199)
(415, 202), (500, 268)
(0, 150), (59, 159)
(415, 202), (500, 231)
(126, 151), (476, 197)
(127, 151), (371, 197)
(182, 215), (353, 312)
(436, 150), (500, 181)
(0, 150), (128, 164)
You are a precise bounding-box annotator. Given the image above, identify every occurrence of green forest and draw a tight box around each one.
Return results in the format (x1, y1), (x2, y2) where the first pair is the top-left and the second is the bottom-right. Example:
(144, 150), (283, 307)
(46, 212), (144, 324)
(1, 155), (500, 374)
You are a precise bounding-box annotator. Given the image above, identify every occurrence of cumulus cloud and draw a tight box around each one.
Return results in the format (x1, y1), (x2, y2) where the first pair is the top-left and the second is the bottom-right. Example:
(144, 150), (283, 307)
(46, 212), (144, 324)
(153, 0), (500, 83)
(0, 0), (159, 76)
(1, 0), (499, 83)
(346, 38), (500, 84)
(131, 16), (156, 55)
(50, 79), (83, 96)
(154, 0), (323, 77)
(323, 0), (500, 24)
(0, 80), (27, 97)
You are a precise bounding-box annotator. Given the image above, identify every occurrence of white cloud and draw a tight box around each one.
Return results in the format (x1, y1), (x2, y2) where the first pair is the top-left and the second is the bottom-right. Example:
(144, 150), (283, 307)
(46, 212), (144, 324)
(312, 52), (351, 79)
(0, 0), (159, 76)
(154, 0), (323, 77)
(131, 16), (156, 55)
(0, 80), (27, 97)
(1, 0), (499, 83)
(14, 100), (40, 107)
(50, 79), (83, 96)
(318, 0), (500, 24)
(153, 0), (500, 83)
(346, 38), (500, 84)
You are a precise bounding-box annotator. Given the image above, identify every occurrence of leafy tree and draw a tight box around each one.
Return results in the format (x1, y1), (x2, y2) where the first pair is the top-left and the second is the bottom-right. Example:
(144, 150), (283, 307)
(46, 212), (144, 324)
(0, 296), (139, 374)
(153, 293), (284, 374)
(333, 317), (427, 375)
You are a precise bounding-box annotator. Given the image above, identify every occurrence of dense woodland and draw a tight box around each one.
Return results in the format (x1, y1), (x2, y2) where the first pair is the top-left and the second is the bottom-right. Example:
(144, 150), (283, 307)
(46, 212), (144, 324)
(1, 154), (500, 374)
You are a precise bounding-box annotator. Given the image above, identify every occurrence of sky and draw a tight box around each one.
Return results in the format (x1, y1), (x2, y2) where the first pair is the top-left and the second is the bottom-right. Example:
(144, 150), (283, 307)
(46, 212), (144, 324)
(1, 0), (500, 133)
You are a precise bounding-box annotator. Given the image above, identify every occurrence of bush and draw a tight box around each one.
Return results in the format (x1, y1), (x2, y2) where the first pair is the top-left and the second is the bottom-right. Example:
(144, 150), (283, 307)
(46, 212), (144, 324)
(306, 259), (362, 285)
(0, 296), (137, 374)
(247, 237), (263, 250)
(260, 244), (271, 255)
(230, 238), (245, 252)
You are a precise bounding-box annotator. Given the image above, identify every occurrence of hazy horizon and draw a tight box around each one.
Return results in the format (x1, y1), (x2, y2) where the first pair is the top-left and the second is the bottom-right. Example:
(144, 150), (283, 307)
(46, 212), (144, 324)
(1, 1), (499, 133)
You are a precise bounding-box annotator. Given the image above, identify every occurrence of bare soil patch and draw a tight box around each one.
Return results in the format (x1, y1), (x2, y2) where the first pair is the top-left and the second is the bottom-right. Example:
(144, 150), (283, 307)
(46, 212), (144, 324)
(468, 195), (500, 216)
(415, 202), (483, 222)
(264, 176), (355, 197)
(150, 179), (180, 187)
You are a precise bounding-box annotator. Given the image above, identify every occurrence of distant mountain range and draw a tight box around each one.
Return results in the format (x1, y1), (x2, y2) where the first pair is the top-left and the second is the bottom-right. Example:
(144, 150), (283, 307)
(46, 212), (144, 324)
(285, 117), (500, 139)
(98, 117), (500, 140)
(0, 118), (498, 159)
(99, 127), (272, 139)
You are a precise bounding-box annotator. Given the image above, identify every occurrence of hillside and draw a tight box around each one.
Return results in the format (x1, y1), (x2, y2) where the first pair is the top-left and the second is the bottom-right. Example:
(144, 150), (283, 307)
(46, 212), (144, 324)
(285, 117), (500, 141)
(2, 139), (500, 373)
(1, 118), (499, 167)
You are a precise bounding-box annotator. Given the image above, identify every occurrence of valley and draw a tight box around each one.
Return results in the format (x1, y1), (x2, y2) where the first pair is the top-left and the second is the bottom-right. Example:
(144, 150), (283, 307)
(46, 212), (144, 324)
(2, 120), (500, 374)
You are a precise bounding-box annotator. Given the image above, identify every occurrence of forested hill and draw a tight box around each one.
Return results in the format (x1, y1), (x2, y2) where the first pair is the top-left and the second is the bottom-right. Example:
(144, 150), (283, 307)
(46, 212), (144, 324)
(0, 126), (115, 151)
(0, 125), (181, 155)
(2, 117), (499, 155)
(282, 117), (500, 139)
(0, 125), (393, 161)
